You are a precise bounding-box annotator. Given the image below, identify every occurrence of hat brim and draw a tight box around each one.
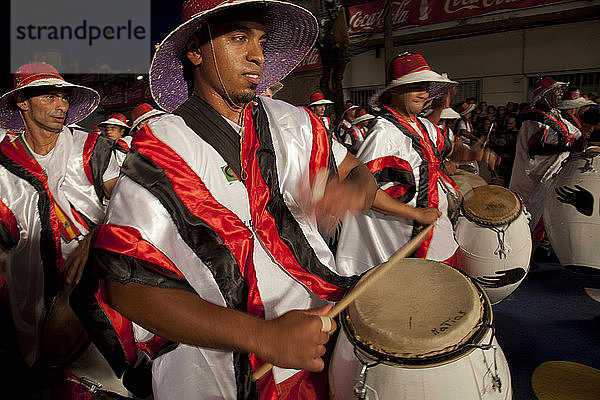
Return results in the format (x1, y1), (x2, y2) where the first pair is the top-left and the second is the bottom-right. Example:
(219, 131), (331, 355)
(441, 108), (461, 119)
(308, 99), (334, 106)
(532, 81), (568, 103)
(459, 103), (477, 115)
(99, 118), (131, 129)
(369, 69), (458, 109)
(150, 0), (318, 112)
(0, 79), (99, 131)
(130, 109), (166, 131)
(353, 113), (375, 124)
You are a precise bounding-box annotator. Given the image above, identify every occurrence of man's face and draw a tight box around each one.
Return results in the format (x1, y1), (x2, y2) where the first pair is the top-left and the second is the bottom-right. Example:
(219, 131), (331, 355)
(17, 89), (70, 133)
(506, 117), (517, 131)
(311, 104), (326, 117)
(346, 108), (356, 121)
(189, 19), (267, 106)
(104, 124), (125, 140)
(390, 83), (430, 116)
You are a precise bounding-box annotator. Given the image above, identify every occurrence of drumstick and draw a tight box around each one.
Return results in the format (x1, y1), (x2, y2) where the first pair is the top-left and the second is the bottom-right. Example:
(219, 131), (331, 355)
(251, 222), (436, 381)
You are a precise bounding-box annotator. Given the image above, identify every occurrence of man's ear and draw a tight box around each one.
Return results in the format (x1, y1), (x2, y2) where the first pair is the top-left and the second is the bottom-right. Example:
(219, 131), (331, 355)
(185, 33), (203, 66)
(15, 96), (30, 113)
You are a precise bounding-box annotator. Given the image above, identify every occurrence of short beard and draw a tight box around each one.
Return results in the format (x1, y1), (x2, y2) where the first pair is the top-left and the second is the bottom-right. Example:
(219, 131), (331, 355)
(230, 85), (257, 105)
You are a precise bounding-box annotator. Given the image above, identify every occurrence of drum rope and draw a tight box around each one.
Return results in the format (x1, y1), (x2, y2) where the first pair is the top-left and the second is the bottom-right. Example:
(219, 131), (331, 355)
(491, 227), (508, 259)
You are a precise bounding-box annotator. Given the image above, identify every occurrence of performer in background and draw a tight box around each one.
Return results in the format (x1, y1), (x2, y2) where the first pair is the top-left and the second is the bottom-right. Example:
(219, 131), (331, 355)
(509, 77), (585, 258)
(308, 92), (334, 138)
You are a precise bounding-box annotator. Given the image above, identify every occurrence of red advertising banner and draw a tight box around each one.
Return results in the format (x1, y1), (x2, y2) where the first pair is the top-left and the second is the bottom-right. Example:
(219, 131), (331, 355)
(348, 0), (565, 40)
(293, 47), (322, 73)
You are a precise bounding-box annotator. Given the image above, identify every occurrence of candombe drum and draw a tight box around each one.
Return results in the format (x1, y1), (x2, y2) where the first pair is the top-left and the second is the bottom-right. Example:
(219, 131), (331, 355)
(446, 170), (487, 224)
(454, 185), (531, 304)
(452, 169), (488, 198)
(329, 258), (512, 400)
(544, 147), (600, 273)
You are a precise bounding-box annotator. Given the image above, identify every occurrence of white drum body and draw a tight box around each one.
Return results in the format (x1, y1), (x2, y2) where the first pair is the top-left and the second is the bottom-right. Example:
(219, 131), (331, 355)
(544, 148), (600, 272)
(454, 186), (531, 304)
(67, 343), (135, 398)
(329, 259), (512, 400)
(330, 327), (512, 400)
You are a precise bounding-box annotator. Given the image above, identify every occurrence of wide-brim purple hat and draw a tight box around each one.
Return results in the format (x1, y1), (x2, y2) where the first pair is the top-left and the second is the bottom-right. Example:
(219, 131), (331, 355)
(150, 0), (318, 112)
(0, 63), (99, 131)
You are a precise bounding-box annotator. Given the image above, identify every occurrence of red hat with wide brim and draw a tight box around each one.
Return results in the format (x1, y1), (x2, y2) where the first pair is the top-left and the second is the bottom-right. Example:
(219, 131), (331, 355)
(308, 92), (333, 106)
(369, 52), (457, 109)
(99, 113), (131, 129)
(0, 63), (99, 131)
(150, 0), (318, 112)
(532, 77), (568, 104)
(130, 103), (166, 131)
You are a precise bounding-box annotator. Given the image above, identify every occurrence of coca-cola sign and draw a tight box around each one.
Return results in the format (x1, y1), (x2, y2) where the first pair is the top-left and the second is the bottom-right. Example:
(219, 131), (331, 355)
(347, 0), (563, 40)
(293, 47), (322, 73)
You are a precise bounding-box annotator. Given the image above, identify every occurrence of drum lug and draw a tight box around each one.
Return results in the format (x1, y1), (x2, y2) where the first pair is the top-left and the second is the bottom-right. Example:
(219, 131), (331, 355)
(352, 348), (379, 400)
(74, 376), (103, 393)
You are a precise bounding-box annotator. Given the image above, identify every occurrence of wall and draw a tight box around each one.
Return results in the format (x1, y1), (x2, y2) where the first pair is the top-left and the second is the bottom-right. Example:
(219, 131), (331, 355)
(339, 19), (600, 105)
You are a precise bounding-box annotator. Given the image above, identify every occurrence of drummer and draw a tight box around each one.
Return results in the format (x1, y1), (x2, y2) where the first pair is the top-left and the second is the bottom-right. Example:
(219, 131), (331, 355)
(509, 77), (586, 260)
(336, 53), (499, 275)
(0, 63), (119, 396)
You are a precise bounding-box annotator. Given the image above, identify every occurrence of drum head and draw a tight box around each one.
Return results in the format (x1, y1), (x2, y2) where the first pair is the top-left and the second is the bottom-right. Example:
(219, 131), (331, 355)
(462, 185), (521, 226)
(343, 259), (490, 366)
(452, 170), (487, 197)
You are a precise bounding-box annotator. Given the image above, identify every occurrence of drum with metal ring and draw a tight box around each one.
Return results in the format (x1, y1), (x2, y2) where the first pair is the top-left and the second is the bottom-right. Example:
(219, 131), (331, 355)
(329, 258), (512, 400)
(543, 147), (600, 273)
(454, 185), (531, 304)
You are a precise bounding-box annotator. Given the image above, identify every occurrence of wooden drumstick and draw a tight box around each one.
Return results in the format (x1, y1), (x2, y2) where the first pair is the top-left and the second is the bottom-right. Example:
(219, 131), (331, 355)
(251, 222), (436, 382)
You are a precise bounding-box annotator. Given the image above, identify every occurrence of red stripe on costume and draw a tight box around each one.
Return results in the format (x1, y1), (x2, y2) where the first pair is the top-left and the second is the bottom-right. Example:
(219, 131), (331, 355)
(1, 138), (63, 268)
(70, 206), (90, 231)
(132, 126), (264, 318)
(527, 128), (547, 150)
(82, 133), (97, 185)
(93, 224), (185, 278)
(0, 199), (19, 243)
(302, 107), (331, 187)
(365, 156), (412, 175)
(117, 138), (130, 152)
(95, 279), (136, 362)
(385, 185), (410, 199)
(242, 105), (346, 302)
(383, 107), (439, 258)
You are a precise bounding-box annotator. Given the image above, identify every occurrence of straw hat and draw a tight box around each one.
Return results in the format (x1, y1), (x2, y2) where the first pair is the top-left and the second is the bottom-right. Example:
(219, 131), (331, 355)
(0, 63), (99, 131)
(369, 52), (457, 108)
(440, 107), (461, 120)
(532, 77), (568, 104)
(457, 102), (476, 116)
(130, 103), (166, 131)
(150, 0), (318, 112)
(308, 92), (333, 106)
(353, 108), (375, 124)
(99, 114), (130, 129)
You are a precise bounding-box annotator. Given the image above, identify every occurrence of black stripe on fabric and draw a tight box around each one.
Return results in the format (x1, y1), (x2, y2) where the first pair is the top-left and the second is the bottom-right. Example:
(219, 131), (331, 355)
(120, 149), (256, 399)
(89, 135), (115, 203)
(71, 205), (97, 231)
(0, 151), (59, 308)
(0, 222), (17, 251)
(71, 258), (179, 396)
(252, 98), (357, 289)
(529, 141), (572, 156)
(522, 111), (571, 145)
(374, 167), (416, 204)
(379, 112), (431, 238)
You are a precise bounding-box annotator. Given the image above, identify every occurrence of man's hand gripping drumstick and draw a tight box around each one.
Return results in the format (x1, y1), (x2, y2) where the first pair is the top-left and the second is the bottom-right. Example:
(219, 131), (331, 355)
(252, 222), (437, 381)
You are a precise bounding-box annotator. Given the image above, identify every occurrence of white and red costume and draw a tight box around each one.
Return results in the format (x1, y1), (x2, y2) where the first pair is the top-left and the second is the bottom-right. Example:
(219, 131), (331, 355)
(509, 107), (581, 239)
(336, 106), (459, 275)
(0, 128), (118, 366)
(80, 97), (354, 399)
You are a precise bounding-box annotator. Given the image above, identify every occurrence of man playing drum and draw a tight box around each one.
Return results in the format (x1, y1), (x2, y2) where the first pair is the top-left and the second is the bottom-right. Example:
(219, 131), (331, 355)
(509, 77), (586, 258)
(72, 0), (387, 398)
(0, 62), (119, 397)
(336, 53), (499, 275)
